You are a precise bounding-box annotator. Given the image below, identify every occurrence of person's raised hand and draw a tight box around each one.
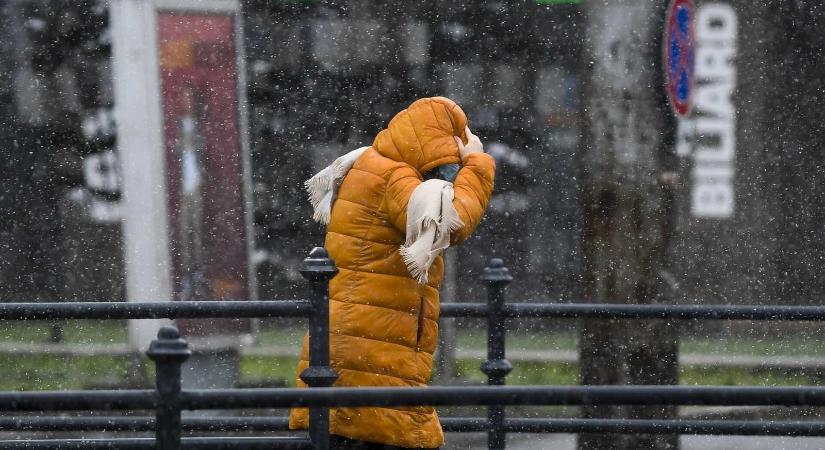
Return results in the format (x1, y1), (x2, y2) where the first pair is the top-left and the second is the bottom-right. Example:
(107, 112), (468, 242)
(454, 126), (483, 161)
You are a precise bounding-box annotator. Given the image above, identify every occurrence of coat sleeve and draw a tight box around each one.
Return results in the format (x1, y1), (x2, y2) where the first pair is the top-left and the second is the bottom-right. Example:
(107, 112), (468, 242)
(385, 154), (496, 244)
(450, 152), (496, 245)
(385, 165), (423, 233)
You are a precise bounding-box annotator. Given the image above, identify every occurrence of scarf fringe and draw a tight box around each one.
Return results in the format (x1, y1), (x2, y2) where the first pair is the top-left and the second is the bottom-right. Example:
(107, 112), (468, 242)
(399, 218), (437, 283)
(399, 181), (463, 284)
(304, 147), (369, 225)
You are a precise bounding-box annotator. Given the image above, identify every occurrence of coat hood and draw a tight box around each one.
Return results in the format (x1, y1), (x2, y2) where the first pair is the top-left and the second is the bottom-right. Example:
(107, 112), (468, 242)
(372, 97), (468, 174)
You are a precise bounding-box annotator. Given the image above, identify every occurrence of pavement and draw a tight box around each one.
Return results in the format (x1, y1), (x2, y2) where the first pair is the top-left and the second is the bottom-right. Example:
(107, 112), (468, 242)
(5, 342), (825, 370)
(444, 434), (825, 450)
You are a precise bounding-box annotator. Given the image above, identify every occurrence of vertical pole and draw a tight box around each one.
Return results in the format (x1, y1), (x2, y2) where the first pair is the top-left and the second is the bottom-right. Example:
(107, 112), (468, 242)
(578, 1), (678, 448)
(111, 0), (174, 354)
(480, 258), (513, 450)
(437, 247), (458, 382)
(147, 326), (191, 450)
(299, 247), (339, 450)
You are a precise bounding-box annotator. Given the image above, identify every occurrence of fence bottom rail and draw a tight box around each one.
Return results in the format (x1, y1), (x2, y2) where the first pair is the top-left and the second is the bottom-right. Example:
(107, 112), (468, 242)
(442, 418), (825, 436)
(445, 418), (825, 436)
(5, 416), (825, 437)
(0, 436), (313, 450)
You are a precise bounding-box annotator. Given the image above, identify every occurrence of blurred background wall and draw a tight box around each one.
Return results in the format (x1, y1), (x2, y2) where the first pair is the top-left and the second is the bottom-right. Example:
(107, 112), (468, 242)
(0, 0), (585, 306)
(0, 0), (822, 312)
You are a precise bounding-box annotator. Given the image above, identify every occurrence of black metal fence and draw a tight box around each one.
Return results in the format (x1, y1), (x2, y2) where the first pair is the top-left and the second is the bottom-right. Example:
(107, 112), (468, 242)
(3, 247), (825, 449)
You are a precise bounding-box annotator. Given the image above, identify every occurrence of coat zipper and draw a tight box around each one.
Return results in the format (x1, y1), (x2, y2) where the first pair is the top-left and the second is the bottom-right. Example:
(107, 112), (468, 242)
(415, 296), (425, 351)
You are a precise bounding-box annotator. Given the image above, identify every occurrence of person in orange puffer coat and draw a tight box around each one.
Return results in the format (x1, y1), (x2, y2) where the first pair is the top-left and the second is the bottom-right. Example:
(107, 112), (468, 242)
(289, 97), (496, 449)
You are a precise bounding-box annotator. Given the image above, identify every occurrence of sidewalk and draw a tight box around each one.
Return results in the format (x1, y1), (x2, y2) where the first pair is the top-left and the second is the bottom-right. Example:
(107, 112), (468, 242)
(492, 434), (825, 450)
(4, 342), (821, 372)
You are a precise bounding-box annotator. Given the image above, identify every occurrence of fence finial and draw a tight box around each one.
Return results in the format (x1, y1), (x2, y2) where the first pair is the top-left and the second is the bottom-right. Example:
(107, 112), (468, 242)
(300, 246), (338, 280)
(482, 258), (513, 285)
(147, 326), (191, 361)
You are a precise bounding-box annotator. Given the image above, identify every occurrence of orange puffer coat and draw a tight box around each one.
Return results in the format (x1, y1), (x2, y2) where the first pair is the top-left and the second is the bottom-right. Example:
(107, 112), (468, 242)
(289, 97), (496, 448)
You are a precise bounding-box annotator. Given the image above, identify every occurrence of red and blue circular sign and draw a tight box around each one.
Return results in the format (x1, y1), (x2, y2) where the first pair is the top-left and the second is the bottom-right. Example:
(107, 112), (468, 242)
(664, 0), (695, 117)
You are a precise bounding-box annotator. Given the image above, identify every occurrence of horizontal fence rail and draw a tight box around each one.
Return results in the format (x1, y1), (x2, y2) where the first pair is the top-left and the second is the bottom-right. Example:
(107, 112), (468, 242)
(7, 384), (825, 411)
(0, 390), (157, 411)
(177, 386), (825, 409)
(0, 416), (292, 432)
(440, 302), (825, 320)
(7, 416), (825, 437)
(5, 248), (825, 450)
(6, 301), (825, 321)
(0, 300), (310, 320)
(499, 418), (825, 436)
(440, 417), (825, 436)
(8, 416), (825, 437)
(0, 437), (313, 450)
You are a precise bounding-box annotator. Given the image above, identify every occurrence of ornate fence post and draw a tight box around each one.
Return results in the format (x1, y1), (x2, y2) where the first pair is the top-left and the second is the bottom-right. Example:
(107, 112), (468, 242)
(480, 258), (513, 450)
(299, 247), (339, 450)
(147, 326), (191, 450)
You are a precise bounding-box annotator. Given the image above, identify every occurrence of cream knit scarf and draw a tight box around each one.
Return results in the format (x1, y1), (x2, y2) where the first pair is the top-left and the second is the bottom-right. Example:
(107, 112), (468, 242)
(305, 147), (462, 284)
(399, 179), (463, 283)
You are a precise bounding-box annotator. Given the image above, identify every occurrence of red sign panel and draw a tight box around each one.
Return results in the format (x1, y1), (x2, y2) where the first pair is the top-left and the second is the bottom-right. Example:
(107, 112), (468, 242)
(158, 12), (249, 336)
(664, 0), (696, 117)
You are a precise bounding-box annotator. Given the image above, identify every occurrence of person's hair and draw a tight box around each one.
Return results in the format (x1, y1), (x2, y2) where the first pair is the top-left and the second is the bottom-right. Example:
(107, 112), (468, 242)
(422, 163), (461, 183)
